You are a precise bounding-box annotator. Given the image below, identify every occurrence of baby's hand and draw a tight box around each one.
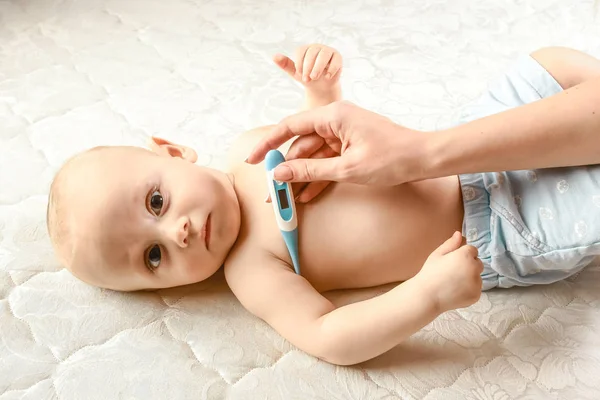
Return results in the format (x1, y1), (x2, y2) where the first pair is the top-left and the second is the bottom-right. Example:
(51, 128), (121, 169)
(273, 44), (342, 91)
(416, 232), (483, 312)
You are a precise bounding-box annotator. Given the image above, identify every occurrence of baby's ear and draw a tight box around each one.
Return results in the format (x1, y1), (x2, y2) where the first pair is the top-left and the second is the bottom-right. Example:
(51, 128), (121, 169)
(148, 137), (198, 163)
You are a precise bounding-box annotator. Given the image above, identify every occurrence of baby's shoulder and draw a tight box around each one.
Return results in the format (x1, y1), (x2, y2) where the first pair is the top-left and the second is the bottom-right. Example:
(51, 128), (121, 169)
(227, 125), (275, 168)
(223, 239), (290, 306)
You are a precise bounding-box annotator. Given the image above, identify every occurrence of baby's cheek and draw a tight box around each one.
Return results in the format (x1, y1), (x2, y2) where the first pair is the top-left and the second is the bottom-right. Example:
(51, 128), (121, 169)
(181, 258), (211, 283)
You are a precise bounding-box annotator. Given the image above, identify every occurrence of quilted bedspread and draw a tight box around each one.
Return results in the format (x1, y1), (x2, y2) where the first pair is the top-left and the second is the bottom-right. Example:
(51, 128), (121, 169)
(2, 0), (600, 399)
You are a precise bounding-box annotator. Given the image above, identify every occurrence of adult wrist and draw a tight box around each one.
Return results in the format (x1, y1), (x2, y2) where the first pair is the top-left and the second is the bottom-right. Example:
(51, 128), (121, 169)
(421, 127), (461, 180)
(390, 125), (446, 183)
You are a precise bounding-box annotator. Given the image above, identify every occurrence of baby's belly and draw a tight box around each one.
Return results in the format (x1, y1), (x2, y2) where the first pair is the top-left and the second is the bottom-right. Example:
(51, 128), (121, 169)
(295, 176), (464, 292)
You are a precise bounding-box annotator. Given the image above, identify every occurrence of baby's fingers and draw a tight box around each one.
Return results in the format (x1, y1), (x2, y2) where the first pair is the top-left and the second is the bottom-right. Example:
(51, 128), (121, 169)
(294, 45), (309, 80)
(326, 52), (343, 79)
(302, 46), (321, 82)
(310, 49), (334, 80)
(273, 54), (297, 79)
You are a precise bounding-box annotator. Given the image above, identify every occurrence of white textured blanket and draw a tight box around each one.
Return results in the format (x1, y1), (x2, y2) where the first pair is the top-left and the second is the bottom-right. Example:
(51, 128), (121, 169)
(2, 0), (600, 398)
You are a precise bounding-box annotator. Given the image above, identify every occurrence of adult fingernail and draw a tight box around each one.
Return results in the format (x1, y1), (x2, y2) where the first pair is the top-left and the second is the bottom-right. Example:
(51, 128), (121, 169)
(265, 194), (270, 203)
(244, 158), (249, 163)
(274, 165), (293, 181)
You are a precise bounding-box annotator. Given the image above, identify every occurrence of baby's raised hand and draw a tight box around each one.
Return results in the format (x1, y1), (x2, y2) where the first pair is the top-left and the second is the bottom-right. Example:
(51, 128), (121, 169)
(274, 44), (342, 91)
(417, 232), (483, 312)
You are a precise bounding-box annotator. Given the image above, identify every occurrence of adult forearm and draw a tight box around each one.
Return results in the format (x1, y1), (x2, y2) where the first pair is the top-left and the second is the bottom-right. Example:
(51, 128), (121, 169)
(315, 277), (440, 365)
(429, 77), (600, 177)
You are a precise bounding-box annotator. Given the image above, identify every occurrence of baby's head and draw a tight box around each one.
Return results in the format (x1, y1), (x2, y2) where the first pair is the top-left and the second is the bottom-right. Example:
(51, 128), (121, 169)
(47, 137), (241, 291)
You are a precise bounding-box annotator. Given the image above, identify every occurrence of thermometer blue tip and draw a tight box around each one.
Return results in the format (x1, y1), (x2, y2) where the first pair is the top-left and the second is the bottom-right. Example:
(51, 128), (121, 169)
(265, 149), (286, 171)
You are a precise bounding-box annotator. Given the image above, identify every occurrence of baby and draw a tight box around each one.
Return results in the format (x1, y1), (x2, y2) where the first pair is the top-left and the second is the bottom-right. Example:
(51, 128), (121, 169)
(47, 44), (600, 365)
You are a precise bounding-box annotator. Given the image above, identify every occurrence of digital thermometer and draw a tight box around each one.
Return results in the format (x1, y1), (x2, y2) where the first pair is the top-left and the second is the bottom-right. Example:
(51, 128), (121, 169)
(265, 150), (300, 275)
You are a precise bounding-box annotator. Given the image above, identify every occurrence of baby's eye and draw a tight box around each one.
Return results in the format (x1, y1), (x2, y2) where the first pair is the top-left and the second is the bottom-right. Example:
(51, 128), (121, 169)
(146, 245), (161, 269)
(148, 189), (163, 215)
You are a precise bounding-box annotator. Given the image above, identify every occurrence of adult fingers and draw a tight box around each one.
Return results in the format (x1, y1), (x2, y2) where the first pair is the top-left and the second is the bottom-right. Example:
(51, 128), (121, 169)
(247, 107), (334, 164)
(273, 156), (350, 183)
(285, 134), (326, 161)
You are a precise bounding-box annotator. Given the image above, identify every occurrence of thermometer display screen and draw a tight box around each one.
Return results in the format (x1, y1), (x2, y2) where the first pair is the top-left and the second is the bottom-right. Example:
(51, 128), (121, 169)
(277, 188), (290, 209)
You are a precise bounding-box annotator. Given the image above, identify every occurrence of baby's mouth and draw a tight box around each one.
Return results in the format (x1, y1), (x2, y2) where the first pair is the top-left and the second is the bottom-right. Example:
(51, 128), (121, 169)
(203, 214), (211, 250)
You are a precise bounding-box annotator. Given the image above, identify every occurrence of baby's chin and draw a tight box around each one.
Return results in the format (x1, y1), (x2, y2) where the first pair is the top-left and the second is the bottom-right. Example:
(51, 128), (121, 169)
(179, 260), (224, 284)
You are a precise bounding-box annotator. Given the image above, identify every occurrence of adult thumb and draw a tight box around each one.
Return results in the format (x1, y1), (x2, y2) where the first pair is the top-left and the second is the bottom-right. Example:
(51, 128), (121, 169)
(273, 157), (348, 183)
(432, 231), (463, 256)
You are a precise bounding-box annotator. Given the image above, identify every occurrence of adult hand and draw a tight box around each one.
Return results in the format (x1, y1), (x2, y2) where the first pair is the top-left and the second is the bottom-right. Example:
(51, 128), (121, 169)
(246, 101), (430, 202)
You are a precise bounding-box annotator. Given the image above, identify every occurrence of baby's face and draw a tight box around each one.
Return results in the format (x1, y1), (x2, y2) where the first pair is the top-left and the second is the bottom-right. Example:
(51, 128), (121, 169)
(65, 145), (240, 291)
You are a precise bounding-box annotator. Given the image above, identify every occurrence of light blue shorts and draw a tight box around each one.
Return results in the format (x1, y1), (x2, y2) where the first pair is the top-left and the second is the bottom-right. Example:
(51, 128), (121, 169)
(458, 55), (600, 290)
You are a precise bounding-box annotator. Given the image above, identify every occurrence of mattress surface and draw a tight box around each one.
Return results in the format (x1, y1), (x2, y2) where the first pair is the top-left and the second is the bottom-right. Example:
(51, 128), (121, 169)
(1, 0), (600, 399)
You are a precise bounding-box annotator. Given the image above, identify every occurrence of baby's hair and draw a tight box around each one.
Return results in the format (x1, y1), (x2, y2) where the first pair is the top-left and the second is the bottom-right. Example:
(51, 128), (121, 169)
(46, 146), (110, 264)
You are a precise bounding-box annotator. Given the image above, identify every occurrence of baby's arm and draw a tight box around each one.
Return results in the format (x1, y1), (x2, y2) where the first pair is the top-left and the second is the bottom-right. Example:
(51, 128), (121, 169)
(274, 44), (343, 110)
(227, 254), (436, 365)
(225, 232), (482, 365)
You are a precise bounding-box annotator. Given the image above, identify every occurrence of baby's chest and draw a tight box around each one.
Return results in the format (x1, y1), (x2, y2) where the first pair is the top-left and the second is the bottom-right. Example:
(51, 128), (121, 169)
(300, 188), (415, 257)
(267, 185), (435, 289)
(238, 170), (456, 290)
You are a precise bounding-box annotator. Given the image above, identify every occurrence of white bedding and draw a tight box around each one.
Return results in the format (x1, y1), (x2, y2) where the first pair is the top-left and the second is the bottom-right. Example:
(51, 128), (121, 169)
(2, 0), (600, 398)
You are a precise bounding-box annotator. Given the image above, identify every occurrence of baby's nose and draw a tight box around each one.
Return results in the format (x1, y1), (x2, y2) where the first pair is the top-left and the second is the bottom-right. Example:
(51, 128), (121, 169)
(172, 216), (190, 248)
